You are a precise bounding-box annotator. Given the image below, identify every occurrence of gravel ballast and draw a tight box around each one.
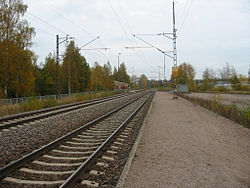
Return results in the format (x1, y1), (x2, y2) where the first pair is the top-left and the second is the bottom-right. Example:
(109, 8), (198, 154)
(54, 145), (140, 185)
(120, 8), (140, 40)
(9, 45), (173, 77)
(123, 92), (250, 188)
(74, 93), (154, 188)
(0, 92), (143, 168)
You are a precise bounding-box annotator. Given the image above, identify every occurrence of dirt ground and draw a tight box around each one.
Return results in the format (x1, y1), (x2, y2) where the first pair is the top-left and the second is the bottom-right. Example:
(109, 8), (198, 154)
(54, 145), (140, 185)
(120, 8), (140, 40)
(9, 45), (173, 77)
(122, 92), (250, 188)
(186, 92), (250, 109)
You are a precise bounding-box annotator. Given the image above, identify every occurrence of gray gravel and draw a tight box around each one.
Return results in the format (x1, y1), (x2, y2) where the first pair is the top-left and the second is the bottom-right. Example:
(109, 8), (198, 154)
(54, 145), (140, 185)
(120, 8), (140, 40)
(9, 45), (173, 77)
(0, 92), (143, 168)
(75, 93), (154, 188)
(123, 92), (250, 188)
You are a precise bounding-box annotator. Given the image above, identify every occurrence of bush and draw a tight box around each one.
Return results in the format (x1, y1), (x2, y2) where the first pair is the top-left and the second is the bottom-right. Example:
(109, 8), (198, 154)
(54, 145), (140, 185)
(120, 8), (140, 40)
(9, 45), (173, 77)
(0, 90), (123, 117)
(0, 88), (5, 99)
(0, 104), (21, 116)
(238, 85), (249, 91)
(157, 87), (169, 91)
(211, 87), (228, 93)
(22, 98), (44, 112)
(241, 107), (250, 128)
(179, 93), (250, 128)
(44, 98), (58, 108)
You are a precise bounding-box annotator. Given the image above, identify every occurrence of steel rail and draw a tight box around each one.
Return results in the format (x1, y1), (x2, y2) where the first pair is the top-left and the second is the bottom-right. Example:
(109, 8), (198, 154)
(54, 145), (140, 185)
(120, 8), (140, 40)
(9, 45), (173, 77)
(0, 91), (139, 122)
(0, 91), (141, 130)
(60, 91), (154, 187)
(0, 91), (149, 179)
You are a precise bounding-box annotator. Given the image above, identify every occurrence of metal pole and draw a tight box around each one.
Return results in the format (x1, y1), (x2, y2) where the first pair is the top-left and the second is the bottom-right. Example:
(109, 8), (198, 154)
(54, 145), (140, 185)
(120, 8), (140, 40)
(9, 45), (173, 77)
(118, 53), (121, 89)
(164, 54), (166, 80)
(56, 35), (60, 95)
(173, 1), (178, 89)
(68, 49), (71, 95)
(173, 1), (177, 68)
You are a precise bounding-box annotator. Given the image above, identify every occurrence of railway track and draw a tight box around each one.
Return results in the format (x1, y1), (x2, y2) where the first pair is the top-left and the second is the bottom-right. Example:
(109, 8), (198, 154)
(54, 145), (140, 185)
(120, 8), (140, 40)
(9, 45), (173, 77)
(0, 91), (140, 131)
(0, 90), (154, 188)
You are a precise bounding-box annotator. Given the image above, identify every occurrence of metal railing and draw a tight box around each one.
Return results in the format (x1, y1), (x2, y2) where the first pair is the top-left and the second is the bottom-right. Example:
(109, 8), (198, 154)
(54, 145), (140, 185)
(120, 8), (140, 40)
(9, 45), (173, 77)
(0, 92), (97, 106)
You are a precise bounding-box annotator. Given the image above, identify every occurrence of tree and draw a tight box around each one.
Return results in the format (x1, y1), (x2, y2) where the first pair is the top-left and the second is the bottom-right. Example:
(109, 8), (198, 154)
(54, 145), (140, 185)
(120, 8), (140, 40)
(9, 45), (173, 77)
(89, 62), (114, 91)
(89, 62), (103, 91)
(176, 62), (196, 91)
(102, 62), (114, 90)
(0, 0), (36, 98)
(61, 41), (91, 93)
(202, 67), (216, 90)
(248, 66), (250, 84)
(149, 79), (157, 88)
(219, 62), (237, 83)
(113, 63), (130, 84)
(138, 74), (148, 88)
(231, 75), (241, 90)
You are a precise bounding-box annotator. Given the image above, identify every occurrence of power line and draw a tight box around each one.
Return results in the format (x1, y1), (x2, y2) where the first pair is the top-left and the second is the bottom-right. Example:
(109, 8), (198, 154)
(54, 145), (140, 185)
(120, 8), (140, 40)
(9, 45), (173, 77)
(107, 0), (152, 68)
(27, 14), (109, 64)
(37, 0), (95, 38)
(26, 12), (67, 35)
(35, 28), (55, 37)
(177, 0), (194, 32)
(116, 0), (133, 34)
(107, 0), (130, 40)
(178, 0), (190, 28)
(116, 0), (152, 66)
(36, 0), (113, 63)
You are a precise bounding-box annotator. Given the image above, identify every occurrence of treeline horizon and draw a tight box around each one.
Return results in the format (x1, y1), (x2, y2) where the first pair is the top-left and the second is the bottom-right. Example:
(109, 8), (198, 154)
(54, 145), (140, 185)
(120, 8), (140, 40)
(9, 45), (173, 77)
(0, 0), (131, 99)
(1, 1), (248, 99)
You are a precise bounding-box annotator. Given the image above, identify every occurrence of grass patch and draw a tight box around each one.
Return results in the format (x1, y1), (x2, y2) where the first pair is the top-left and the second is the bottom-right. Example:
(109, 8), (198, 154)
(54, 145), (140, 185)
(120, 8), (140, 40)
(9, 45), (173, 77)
(0, 90), (122, 117)
(179, 93), (250, 128)
(157, 87), (172, 92)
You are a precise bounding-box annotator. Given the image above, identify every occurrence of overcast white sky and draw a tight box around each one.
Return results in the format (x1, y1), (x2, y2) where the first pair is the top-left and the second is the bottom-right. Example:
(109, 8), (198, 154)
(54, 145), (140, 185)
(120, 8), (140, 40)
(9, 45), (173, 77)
(23, 0), (250, 80)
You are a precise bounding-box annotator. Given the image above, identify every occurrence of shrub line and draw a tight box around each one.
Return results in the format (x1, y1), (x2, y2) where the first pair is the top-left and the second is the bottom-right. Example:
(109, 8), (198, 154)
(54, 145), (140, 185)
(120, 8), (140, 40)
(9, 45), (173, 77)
(179, 93), (250, 129)
(0, 90), (122, 117)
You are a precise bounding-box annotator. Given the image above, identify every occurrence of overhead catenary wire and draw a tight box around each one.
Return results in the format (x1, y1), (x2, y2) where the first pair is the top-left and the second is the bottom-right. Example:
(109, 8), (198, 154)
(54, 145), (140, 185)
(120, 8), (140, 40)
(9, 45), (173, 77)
(116, 0), (152, 67)
(177, 0), (191, 28)
(26, 12), (68, 35)
(177, 0), (195, 32)
(107, 0), (131, 42)
(107, 0), (152, 68)
(35, 28), (55, 37)
(24, 15), (56, 37)
(28, 0), (112, 65)
(116, 0), (134, 34)
(37, 0), (95, 38)
(26, 13), (109, 71)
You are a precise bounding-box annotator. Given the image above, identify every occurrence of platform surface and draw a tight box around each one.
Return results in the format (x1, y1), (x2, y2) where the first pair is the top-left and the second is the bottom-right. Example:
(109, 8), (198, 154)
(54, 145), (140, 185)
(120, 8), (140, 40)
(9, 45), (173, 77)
(123, 92), (250, 188)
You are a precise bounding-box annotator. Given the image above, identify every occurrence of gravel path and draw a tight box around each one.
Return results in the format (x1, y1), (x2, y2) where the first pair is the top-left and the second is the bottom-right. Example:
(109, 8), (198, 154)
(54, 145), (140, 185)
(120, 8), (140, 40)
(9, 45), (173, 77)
(186, 92), (250, 109)
(123, 92), (250, 188)
(0, 92), (143, 168)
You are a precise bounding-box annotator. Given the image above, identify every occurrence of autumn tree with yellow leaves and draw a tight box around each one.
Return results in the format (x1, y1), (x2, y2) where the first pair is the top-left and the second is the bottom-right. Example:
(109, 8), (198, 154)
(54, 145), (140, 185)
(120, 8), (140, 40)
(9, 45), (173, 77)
(0, 0), (36, 98)
(176, 62), (196, 91)
(89, 62), (114, 91)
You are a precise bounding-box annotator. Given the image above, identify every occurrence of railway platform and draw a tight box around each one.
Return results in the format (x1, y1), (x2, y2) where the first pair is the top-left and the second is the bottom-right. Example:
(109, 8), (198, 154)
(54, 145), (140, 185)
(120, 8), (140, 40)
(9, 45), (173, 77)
(119, 92), (250, 188)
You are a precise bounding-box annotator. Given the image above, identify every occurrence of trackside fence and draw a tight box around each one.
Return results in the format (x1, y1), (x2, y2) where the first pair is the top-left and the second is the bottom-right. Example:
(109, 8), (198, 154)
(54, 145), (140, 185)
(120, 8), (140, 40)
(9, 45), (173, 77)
(0, 92), (97, 106)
